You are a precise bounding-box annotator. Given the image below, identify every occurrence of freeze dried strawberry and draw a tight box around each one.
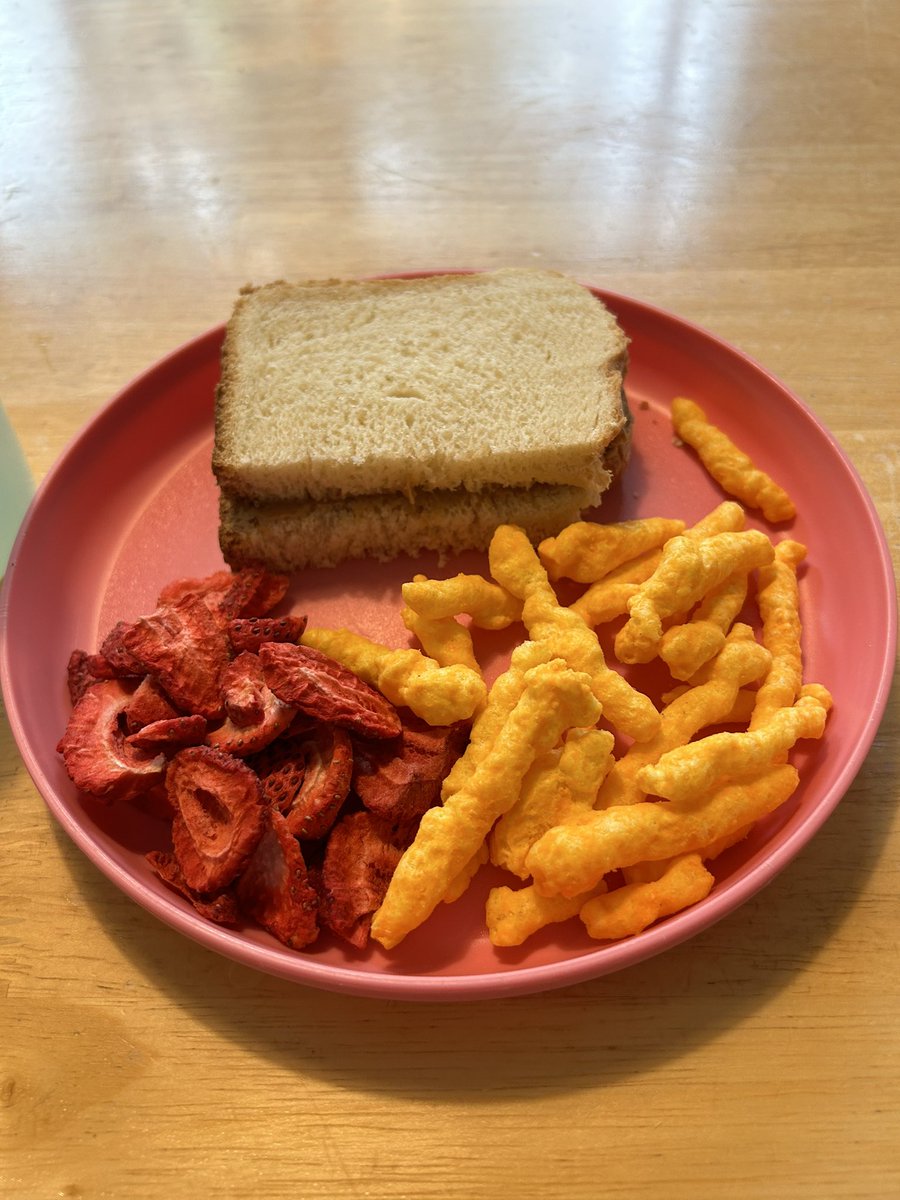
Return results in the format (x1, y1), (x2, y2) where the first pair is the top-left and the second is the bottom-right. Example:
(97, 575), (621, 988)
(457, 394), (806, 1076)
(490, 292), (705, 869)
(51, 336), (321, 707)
(147, 850), (240, 927)
(227, 614), (308, 655)
(123, 676), (180, 733)
(120, 594), (231, 720)
(157, 569), (236, 610)
(221, 652), (267, 726)
(260, 643), (401, 740)
(221, 566), (291, 619)
(353, 716), (469, 825)
(67, 649), (105, 705)
(271, 724), (353, 841)
(206, 653), (296, 756)
(236, 809), (319, 949)
(167, 745), (265, 892)
(57, 679), (166, 802)
(126, 714), (208, 752)
(317, 810), (404, 949)
(97, 620), (146, 677)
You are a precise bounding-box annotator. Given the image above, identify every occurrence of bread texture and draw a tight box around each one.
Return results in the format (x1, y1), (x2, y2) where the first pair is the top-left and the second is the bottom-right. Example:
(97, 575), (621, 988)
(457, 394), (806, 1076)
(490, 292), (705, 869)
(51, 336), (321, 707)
(214, 268), (631, 569)
(219, 475), (626, 573)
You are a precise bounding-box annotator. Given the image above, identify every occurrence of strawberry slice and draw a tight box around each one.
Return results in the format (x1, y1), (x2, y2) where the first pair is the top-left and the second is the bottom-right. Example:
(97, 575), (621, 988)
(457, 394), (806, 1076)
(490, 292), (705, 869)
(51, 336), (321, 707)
(227, 614), (308, 655)
(260, 643), (401, 740)
(120, 594), (231, 720)
(57, 679), (166, 802)
(146, 850), (240, 927)
(353, 715), (469, 825)
(316, 810), (405, 950)
(205, 653), (296, 756)
(166, 745), (265, 892)
(236, 809), (319, 949)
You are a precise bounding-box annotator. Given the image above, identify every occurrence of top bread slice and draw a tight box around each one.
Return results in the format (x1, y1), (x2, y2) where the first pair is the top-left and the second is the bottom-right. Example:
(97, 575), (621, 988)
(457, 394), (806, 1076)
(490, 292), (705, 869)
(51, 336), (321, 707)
(212, 269), (629, 505)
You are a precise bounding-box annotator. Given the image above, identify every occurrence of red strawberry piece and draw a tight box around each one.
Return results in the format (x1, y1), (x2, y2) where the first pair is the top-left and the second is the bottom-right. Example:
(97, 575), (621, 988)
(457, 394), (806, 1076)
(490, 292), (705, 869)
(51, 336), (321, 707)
(227, 614), (308, 655)
(235, 809), (319, 949)
(353, 716), (469, 825)
(97, 620), (146, 677)
(221, 566), (291, 619)
(260, 643), (402, 740)
(222, 652), (267, 726)
(67, 649), (105, 705)
(166, 745), (265, 892)
(126, 714), (208, 752)
(206, 653), (296, 756)
(57, 679), (166, 802)
(157, 569), (236, 610)
(120, 594), (231, 720)
(316, 810), (405, 950)
(146, 850), (240, 927)
(123, 675), (181, 733)
(271, 724), (353, 841)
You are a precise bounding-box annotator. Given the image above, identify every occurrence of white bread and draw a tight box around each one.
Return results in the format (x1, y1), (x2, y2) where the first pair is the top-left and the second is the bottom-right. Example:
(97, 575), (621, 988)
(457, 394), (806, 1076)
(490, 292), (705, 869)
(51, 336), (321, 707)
(219, 480), (619, 572)
(213, 268), (631, 569)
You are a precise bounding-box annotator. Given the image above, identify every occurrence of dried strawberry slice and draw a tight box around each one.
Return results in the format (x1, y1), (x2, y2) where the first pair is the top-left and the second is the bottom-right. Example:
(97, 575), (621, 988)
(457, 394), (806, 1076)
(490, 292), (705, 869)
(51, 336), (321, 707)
(273, 725), (353, 841)
(126, 714), (208, 752)
(120, 594), (231, 720)
(235, 809), (319, 949)
(167, 745), (265, 892)
(316, 810), (404, 949)
(57, 680), (166, 802)
(157, 569), (236, 610)
(220, 566), (291, 619)
(260, 643), (401, 740)
(146, 850), (240, 927)
(123, 676), (181, 732)
(97, 620), (146, 677)
(67, 649), (105, 705)
(221, 652), (267, 726)
(353, 716), (469, 825)
(206, 653), (296, 756)
(227, 614), (308, 655)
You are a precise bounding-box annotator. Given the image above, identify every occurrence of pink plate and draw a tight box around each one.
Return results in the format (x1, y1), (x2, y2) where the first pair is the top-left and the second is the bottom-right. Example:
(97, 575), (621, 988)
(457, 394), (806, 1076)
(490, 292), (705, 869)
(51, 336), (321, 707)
(1, 280), (895, 1000)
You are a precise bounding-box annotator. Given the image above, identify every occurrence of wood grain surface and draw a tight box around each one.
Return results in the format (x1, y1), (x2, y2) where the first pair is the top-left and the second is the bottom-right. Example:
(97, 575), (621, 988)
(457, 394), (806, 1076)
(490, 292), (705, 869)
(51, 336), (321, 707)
(1, 3), (898, 1198)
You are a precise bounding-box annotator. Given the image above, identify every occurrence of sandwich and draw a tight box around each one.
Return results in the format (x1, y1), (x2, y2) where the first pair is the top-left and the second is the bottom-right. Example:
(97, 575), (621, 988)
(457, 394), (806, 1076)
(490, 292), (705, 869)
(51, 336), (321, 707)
(213, 268), (631, 570)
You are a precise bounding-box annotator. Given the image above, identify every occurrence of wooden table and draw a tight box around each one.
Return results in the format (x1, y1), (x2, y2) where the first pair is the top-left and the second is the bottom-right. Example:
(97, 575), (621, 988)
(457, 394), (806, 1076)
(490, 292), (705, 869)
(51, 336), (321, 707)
(2, 3), (898, 1197)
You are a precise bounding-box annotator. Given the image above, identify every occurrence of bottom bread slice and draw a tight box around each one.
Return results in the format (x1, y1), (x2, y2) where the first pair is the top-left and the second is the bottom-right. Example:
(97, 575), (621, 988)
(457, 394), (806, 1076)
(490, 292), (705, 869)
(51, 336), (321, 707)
(218, 481), (613, 571)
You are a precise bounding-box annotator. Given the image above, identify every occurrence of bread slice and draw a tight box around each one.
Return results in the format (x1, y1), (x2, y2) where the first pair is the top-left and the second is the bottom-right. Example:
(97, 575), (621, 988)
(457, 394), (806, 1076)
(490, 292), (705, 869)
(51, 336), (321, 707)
(213, 269), (629, 504)
(218, 471), (628, 573)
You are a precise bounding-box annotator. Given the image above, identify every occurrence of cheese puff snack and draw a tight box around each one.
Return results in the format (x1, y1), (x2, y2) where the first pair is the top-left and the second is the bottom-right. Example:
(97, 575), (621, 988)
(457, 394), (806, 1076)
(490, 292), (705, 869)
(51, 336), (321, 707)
(637, 690), (831, 804)
(486, 879), (605, 947)
(301, 627), (486, 725)
(568, 546), (664, 627)
(568, 501), (747, 628)
(672, 397), (797, 523)
(659, 569), (749, 681)
(615, 529), (774, 664)
(442, 639), (554, 800)
(596, 624), (771, 809)
(370, 659), (602, 949)
(750, 539), (807, 729)
(525, 764), (799, 898)
(489, 524), (661, 742)
(580, 853), (714, 941)
(490, 727), (615, 878)
(401, 573), (522, 630)
(401, 578), (481, 673)
(538, 517), (685, 583)
(442, 842), (489, 904)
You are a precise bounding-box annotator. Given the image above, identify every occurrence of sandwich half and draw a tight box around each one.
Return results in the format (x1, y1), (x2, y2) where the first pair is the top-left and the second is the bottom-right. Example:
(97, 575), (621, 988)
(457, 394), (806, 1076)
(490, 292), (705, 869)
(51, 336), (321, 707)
(214, 268), (631, 570)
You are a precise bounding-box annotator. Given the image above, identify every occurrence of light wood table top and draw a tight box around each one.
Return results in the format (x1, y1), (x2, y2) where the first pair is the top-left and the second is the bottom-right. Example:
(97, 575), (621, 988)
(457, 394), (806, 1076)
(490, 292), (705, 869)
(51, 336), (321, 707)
(2, 3), (898, 1197)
